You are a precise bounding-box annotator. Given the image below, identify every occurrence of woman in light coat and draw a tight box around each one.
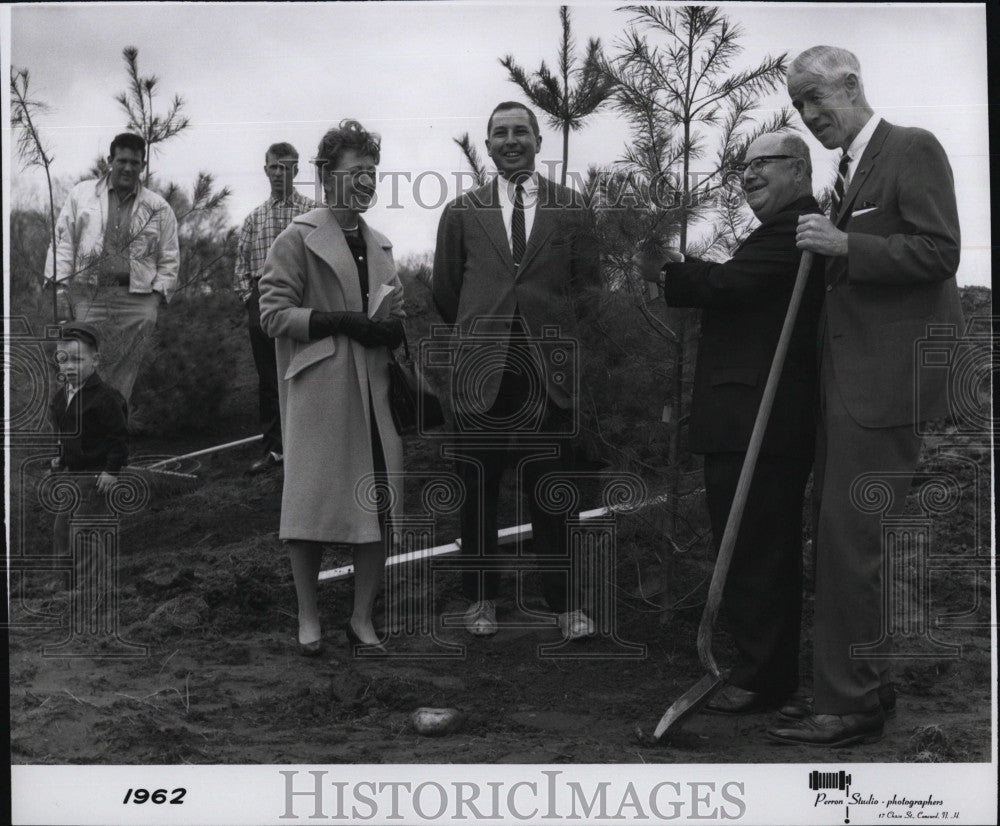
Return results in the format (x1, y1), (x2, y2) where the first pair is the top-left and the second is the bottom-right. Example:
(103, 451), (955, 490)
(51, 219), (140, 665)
(259, 120), (404, 654)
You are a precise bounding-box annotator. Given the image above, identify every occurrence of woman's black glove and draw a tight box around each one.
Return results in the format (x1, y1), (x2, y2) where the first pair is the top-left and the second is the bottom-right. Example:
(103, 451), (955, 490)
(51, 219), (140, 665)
(373, 317), (405, 350)
(309, 311), (402, 349)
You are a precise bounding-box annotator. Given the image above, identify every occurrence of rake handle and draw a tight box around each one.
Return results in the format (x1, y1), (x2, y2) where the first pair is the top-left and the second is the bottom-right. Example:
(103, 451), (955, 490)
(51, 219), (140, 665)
(696, 250), (815, 676)
(145, 434), (263, 470)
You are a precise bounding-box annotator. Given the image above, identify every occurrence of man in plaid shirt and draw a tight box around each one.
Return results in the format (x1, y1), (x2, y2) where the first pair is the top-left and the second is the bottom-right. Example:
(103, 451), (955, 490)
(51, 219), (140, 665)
(235, 142), (317, 474)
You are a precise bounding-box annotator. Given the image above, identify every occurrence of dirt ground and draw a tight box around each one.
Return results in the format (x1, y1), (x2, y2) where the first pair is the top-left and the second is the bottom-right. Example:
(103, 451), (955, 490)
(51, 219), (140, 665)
(7, 384), (992, 766)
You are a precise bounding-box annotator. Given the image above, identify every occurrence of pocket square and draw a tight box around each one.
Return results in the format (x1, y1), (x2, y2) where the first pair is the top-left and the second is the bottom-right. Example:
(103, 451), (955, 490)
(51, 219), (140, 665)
(851, 206), (878, 217)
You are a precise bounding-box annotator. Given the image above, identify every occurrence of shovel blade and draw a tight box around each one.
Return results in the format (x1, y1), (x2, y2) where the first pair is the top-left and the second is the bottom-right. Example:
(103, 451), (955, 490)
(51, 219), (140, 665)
(651, 673), (726, 740)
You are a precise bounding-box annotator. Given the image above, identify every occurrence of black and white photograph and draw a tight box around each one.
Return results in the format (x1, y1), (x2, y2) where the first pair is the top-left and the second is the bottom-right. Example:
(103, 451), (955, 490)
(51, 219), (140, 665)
(3, 2), (995, 824)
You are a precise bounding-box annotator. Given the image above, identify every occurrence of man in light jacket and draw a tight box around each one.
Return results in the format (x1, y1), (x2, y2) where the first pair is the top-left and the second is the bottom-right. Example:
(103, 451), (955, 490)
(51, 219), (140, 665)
(45, 132), (179, 402)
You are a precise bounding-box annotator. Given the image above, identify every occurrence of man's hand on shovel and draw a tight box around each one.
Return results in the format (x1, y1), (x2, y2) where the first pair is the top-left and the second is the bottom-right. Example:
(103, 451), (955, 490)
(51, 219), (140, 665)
(637, 249), (816, 745)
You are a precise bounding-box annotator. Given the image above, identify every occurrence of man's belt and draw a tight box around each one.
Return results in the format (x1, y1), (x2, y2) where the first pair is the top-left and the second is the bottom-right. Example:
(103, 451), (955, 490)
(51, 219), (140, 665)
(96, 270), (132, 287)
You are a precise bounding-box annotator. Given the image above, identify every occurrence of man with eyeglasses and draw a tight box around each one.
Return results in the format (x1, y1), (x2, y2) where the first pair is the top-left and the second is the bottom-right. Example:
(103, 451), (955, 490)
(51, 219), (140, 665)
(234, 142), (317, 475)
(639, 131), (825, 719)
(766, 46), (964, 747)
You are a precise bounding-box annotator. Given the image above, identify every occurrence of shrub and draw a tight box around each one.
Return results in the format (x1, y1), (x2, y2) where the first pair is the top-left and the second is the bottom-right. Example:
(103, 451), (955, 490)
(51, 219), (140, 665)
(9, 209), (50, 307)
(130, 291), (244, 435)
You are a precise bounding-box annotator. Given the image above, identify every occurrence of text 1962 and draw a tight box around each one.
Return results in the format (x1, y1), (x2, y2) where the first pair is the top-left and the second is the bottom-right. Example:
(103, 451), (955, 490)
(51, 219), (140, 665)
(122, 788), (186, 804)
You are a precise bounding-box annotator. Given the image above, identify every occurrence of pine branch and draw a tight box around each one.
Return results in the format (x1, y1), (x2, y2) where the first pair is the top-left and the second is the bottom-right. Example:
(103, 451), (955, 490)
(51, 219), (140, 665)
(499, 5), (614, 183)
(559, 5), (573, 84)
(115, 46), (190, 184)
(602, 5), (799, 543)
(453, 133), (488, 187)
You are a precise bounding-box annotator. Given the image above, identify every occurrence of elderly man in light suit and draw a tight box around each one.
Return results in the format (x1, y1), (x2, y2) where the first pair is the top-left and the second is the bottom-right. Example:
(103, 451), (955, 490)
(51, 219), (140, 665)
(433, 101), (601, 641)
(768, 46), (964, 747)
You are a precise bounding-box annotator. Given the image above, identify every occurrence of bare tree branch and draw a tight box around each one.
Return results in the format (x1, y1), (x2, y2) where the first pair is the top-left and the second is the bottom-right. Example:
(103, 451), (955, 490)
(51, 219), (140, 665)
(10, 67), (60, 317)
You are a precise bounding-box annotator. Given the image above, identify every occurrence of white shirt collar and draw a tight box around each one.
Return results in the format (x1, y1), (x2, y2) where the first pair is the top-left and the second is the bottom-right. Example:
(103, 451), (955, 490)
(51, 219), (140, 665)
(844, 115), (880, 178)
(498, 171), (538, 198)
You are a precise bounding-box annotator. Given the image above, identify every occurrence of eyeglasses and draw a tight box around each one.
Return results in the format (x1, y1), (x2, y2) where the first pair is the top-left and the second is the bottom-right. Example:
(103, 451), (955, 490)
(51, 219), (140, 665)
(731, 155), (796, 176)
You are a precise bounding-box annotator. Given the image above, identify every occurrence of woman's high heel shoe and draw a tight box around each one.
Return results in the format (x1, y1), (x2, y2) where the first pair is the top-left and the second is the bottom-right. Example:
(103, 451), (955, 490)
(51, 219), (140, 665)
(344, 622), (387, 657)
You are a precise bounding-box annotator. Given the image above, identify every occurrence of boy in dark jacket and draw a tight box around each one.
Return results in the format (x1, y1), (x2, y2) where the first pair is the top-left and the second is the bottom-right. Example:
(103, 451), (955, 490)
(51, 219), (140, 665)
(49, 322), (129, 560)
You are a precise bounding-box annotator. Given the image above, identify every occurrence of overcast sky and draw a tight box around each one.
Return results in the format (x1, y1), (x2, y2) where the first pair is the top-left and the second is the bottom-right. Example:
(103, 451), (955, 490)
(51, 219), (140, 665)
(4, 1), (990, 286)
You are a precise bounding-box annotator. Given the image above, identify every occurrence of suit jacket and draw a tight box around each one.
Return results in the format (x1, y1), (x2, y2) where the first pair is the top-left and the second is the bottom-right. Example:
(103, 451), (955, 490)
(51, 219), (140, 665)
(432, 175), (600, 412)
(258, 208), (404, 543)
(50, 372), (129, 473)
(663, 195), (825, 457)
(825, 118), (964, 427)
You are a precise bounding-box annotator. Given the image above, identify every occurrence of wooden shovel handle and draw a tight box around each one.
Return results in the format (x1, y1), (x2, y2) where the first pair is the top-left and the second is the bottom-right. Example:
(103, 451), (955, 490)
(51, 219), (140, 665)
(696, 250), (815, 676)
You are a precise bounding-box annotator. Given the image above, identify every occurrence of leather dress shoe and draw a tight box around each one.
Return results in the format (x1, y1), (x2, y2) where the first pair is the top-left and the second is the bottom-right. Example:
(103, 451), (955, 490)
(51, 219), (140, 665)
(463, 600), (498, 637)
(704, 684), (776, 716)
(557, 609), (595, 641)
(778, 683), (897, 722)
(768, 707), (885, 747)
(776, 690), (812, 721)
(248, 452), (282, 475)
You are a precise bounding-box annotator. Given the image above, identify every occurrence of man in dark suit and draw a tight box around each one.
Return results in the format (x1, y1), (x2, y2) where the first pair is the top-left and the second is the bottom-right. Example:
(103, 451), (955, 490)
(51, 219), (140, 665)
(432, 101), (601, 641)
(640, 132), (824, 715)
(768, 46), (964, 747)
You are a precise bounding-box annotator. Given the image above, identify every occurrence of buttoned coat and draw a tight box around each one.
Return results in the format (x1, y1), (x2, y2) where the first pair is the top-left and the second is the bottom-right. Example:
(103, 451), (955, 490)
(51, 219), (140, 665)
(431, 176), (600, 413)
(824, 118), (964, 427)
(259, 208), (403, 544)
(50, 372), (129, 473)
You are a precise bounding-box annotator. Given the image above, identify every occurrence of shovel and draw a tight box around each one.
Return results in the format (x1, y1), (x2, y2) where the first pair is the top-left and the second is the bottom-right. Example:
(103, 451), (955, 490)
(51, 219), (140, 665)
(645, 250), (816, 742)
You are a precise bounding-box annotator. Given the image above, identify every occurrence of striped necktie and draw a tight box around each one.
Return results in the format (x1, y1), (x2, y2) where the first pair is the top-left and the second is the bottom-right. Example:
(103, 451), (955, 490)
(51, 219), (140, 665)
(831, 152), (851, 218)
(511, 183), (526, 266)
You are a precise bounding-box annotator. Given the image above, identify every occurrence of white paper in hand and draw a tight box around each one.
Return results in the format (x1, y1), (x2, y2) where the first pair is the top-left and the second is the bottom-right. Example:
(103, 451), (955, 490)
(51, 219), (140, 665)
(368, 284), (399, 320)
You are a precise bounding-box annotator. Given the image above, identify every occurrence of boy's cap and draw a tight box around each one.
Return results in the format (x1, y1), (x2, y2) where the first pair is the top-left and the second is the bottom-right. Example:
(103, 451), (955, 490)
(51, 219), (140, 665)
(60, 322), (100, 350)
